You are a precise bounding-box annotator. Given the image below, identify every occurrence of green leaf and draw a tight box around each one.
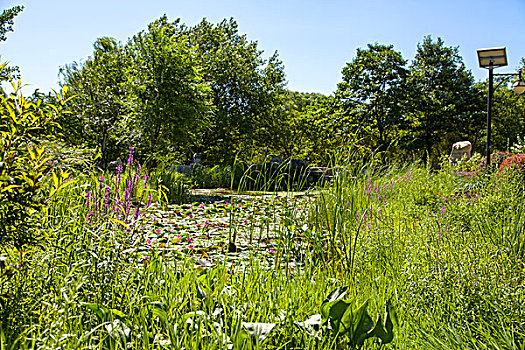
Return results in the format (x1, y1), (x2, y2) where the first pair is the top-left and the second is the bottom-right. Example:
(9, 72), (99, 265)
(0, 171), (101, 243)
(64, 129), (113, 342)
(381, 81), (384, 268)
(364, 300), (395, 345)
(326, 299), (352, 333)
(83, 302), (109, 322)
(323, 287), (348, 304)
(347, 300), (374, 347)
(109, 308), (126, 319)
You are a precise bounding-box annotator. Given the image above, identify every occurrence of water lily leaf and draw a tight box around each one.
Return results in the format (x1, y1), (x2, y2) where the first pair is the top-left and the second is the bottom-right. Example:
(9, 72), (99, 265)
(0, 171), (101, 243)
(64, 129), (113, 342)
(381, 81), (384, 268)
(241, 322), (276, 343)
(320, 287), (349, 328)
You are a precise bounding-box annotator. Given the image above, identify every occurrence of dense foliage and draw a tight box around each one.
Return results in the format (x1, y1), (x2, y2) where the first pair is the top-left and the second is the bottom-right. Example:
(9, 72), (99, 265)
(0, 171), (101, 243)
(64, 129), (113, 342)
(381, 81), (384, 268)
(3, 6), (525, 348)
(60, 16), (285, 167)
(0, 5), (23, 80)
(0, 63), (69, 249)
(56, 15), (525, 169)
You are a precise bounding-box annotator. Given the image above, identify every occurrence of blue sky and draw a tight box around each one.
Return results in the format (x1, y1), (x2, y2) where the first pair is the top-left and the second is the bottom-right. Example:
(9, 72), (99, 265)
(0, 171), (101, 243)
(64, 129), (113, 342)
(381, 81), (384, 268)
(1, 0), (525, 95)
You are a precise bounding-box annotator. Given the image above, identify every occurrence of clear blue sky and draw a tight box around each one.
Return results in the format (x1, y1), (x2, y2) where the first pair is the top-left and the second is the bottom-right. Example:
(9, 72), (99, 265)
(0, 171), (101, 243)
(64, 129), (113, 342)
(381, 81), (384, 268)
(1, 0), (525, 95)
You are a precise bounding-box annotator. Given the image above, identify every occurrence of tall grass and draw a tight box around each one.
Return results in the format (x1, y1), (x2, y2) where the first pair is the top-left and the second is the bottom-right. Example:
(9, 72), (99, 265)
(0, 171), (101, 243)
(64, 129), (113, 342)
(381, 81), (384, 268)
(2, 151), (525, 349)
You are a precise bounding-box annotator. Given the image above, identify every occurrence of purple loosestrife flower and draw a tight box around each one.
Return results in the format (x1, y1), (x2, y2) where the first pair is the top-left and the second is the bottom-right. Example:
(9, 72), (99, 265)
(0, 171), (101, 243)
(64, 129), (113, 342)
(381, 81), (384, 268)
(147, 193), (152, 207)
(127, 147), (134, 166)
(85, 190), (91, 207)
(144, 173), (149, 188)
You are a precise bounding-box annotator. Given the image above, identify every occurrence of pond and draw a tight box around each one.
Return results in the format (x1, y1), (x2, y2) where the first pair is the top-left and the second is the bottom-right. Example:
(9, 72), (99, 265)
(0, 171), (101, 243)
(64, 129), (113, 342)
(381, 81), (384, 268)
(137, 188), (317, 273)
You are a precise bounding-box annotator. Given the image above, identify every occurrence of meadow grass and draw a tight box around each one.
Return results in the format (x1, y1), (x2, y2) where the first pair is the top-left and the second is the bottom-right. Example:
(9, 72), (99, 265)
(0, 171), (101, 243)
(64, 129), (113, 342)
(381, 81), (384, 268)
(1, 155), (525, 349)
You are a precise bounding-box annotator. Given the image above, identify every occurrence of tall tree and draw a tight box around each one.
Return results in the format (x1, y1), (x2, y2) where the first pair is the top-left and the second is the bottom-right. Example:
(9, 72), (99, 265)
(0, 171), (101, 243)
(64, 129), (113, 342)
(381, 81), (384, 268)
(125, 16), (211, 161)
(183, 18), (286, 164)
(269, 91), (349, 164)
(336, 44), (408, 154)
(407, 36), (478, 163)
(59, 37), (128, 167)
(0, 5), (22, 42)
(0, 5), (23, 81)
(475, 78), (525, 152)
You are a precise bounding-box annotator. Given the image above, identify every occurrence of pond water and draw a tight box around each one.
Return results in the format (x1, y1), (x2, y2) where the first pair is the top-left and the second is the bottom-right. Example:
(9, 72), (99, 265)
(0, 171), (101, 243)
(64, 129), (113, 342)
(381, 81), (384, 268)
(137, 189), (317, 273)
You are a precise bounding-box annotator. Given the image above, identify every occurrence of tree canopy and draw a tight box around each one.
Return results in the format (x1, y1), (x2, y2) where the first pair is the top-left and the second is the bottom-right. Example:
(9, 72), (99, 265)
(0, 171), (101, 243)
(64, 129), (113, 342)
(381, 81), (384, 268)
(55, 17), (525, 168)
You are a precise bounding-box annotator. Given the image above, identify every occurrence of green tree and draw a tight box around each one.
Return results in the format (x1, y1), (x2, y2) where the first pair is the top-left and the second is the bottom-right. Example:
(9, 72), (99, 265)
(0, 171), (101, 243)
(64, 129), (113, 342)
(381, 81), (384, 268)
(475, 78), (525, 152)
(125, 16), (211, 162)
(59, 37), (128, 168)
(0, 5), (22, 42)
(269, 91), (346, 164)
(183, 18), (286, 164)
(407, 36), (478, 163)
(336, 44), (408, 154)
(0, 5), (23, 81)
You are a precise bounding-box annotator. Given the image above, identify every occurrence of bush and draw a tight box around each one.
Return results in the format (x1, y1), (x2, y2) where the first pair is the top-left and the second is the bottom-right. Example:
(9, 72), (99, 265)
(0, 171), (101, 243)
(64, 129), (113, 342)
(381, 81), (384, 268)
(498, 154), (525, 175)
(149, 168), (192, 204)
(0, 63), (69, 249)
(190, 165), (234, 189)
(477, 152), (513, 171)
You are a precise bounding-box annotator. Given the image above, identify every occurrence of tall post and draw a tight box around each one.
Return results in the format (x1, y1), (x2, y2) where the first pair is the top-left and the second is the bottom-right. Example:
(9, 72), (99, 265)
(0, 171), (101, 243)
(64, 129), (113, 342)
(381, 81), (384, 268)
(486, 63), (494, 168)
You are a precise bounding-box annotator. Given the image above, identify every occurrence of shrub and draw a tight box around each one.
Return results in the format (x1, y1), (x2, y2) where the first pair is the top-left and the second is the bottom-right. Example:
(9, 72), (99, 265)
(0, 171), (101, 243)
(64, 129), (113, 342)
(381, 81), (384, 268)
(0, 63), (69, 249)
(190, 165), (232, 189)
(498, 154), (525, 175)
(477, 152), (513, 171)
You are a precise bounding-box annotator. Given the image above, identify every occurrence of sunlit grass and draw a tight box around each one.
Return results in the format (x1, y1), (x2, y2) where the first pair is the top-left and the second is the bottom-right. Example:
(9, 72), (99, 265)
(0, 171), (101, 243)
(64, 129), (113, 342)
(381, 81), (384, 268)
(1, 155), (525, 349)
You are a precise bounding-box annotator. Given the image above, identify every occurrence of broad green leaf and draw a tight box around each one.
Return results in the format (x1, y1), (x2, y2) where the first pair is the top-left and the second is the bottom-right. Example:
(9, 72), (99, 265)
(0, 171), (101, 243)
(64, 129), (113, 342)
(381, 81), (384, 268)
(348, 300), (374, 346)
